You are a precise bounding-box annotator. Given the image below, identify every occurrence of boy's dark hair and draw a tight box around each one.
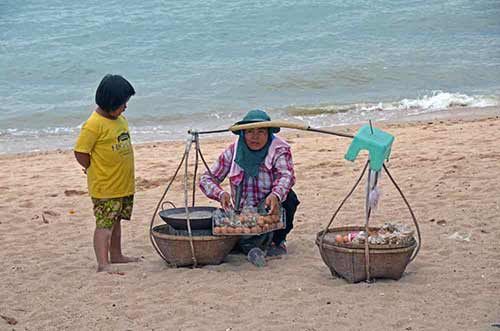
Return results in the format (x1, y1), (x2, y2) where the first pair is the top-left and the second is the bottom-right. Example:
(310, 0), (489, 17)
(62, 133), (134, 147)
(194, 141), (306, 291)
(95, 74), (136, 112)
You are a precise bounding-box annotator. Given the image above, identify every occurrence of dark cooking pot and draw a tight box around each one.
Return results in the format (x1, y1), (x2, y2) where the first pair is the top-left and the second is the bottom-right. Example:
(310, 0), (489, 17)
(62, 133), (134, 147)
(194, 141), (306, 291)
(159, 206), (219, 230)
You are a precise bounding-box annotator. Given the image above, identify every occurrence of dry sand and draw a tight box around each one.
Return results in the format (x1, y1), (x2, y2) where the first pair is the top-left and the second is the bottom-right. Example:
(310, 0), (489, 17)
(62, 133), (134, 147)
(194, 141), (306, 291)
(0, 111), (499, 330)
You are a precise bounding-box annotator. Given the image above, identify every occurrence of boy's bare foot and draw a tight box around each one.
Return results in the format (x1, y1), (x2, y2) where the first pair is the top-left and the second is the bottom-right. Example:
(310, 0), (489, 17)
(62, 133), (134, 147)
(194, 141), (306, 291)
(97, 264), (125, 275)
(110, 255), (140, 264)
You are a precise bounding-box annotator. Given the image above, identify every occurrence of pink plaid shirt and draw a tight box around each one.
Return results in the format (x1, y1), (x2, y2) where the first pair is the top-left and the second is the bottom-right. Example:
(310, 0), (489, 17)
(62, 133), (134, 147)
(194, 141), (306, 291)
(199, 137), (295, 209)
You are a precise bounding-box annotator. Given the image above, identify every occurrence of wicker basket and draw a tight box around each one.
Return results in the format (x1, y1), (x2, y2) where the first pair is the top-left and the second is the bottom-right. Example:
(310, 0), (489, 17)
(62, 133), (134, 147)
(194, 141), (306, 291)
(316, 226), (416, 283)
(151, 224), (239, 267)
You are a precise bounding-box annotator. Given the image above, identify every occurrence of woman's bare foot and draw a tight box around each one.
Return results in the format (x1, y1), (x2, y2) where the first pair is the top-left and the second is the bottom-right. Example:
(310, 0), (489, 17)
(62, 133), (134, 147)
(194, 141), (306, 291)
(110, 255), (140, 264)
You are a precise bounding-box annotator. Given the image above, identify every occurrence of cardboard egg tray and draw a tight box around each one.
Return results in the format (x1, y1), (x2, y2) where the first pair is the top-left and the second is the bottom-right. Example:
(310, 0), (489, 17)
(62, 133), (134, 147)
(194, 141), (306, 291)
(212, 208), (285, 236)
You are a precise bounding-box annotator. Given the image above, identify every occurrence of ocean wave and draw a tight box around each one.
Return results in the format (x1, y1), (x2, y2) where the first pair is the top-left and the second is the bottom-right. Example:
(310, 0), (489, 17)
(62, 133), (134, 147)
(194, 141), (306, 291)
(398, 91), (498, 110)
(283, 91), (499, 118)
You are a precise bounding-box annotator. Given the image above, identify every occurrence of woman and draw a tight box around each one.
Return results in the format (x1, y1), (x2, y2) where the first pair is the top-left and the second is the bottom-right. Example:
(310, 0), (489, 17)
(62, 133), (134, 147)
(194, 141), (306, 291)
(199, 109), (300, 262)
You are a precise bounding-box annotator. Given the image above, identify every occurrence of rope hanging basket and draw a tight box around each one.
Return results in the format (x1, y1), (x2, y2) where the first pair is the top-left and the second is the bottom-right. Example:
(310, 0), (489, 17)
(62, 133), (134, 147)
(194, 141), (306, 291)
(316, 156), (421, 283)
(316, 226), (417, 283)
(149, 135), (240, 268)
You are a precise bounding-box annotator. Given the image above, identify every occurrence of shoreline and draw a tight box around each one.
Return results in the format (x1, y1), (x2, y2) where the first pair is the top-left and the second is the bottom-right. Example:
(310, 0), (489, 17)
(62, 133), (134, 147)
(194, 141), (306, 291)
(0, 105), (498, 159)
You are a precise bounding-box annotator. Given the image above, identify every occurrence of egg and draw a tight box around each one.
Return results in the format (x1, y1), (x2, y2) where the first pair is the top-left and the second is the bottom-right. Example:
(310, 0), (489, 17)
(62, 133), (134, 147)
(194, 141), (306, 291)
(220, 227), (227, 234)
(243, 227), (251, 234)
(213, 227), (221, 234)
(343, 235), (349, 243)
(257, 216), (265, 226)
(335, 234), (344, 244)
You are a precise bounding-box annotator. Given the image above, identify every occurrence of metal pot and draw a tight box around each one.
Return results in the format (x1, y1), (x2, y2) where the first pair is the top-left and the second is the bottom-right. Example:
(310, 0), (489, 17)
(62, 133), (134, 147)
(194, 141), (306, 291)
(159, 206), (218, 230)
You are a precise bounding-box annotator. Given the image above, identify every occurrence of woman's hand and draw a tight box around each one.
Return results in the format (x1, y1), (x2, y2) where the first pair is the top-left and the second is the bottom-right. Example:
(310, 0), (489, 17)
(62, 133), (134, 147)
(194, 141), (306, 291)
(220, 192), (233, 211)
(265, 193), (280, 215)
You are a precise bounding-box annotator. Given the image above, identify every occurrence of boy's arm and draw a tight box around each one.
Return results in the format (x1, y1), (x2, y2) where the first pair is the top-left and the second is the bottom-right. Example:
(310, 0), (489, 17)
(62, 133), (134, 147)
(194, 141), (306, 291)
(74, 151), (90, 171)
(74, 123), (98, 173)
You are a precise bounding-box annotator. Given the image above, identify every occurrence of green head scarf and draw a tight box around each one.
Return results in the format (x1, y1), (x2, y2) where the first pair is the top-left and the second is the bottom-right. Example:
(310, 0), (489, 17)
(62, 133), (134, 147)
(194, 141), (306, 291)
(233, 110), (277, 178)
(234, 130), (274, 178)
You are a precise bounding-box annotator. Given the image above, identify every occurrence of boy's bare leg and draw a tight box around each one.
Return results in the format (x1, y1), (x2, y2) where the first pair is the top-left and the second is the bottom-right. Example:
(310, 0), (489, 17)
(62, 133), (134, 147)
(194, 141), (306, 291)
(94, 227), (112, 272)
(110, 220), (139, 263)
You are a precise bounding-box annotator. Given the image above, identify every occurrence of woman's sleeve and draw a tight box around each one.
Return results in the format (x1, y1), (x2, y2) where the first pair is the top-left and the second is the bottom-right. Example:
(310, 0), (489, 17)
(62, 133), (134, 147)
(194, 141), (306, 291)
(271, 148), (296, 202)
(198, 145), (233, 201)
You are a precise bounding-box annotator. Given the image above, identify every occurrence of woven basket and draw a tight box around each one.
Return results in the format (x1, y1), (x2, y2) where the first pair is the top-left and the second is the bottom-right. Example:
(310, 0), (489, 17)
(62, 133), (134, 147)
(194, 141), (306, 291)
(316, 226), (416, 283)
(151, 224), (239, 267)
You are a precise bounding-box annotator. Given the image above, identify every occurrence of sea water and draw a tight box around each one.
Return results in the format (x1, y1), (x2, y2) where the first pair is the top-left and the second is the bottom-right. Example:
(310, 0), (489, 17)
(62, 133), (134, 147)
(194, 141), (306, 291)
(1, 0), (499, 154)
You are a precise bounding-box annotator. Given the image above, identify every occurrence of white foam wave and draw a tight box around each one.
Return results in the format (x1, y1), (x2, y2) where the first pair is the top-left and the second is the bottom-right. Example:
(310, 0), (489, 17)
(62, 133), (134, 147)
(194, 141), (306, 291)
(285, 91), (499, 129)
(287, 91), (499, 119)
(397, 91), (498, 111)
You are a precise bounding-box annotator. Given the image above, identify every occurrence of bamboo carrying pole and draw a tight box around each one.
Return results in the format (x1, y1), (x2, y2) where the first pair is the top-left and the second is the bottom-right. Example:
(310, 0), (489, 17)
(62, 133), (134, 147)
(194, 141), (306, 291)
(229, 120), (355, 139)
(190, 120), (354, 139)
(229, 121), (309, 132)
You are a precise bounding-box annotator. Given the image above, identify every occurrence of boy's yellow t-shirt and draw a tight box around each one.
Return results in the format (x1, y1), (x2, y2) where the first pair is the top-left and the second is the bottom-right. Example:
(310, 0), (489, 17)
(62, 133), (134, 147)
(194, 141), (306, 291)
(74, 111), (135, 198)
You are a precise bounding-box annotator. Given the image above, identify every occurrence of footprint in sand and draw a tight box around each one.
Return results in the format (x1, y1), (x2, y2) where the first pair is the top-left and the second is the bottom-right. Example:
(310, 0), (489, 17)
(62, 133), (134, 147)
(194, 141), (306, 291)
(64, 189), (87, 196)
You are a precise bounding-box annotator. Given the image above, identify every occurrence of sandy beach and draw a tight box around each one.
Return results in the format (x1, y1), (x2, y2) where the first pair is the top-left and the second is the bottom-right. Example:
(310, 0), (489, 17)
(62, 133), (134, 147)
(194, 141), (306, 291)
(1, 110), (499, 331)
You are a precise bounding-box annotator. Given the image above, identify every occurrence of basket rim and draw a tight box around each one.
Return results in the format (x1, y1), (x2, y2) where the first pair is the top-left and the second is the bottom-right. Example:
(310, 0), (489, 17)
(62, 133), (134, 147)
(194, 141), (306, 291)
(316, 226), (416, 250)
(151, 224), (235, 241)
(317, 239), (417, 254)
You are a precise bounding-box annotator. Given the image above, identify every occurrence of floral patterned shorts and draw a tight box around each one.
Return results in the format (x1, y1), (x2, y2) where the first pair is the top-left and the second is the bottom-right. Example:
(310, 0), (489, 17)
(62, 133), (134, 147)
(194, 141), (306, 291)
(91, 195), (134, 229)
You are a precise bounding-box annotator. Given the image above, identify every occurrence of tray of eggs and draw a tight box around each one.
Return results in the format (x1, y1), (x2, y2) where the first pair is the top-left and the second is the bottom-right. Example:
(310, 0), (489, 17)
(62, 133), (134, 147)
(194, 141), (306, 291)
(212, 206), (285, 235)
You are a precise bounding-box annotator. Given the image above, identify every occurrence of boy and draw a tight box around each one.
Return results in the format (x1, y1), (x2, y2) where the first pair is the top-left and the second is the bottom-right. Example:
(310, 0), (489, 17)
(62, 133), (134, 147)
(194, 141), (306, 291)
(74, 74), (138, 272)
